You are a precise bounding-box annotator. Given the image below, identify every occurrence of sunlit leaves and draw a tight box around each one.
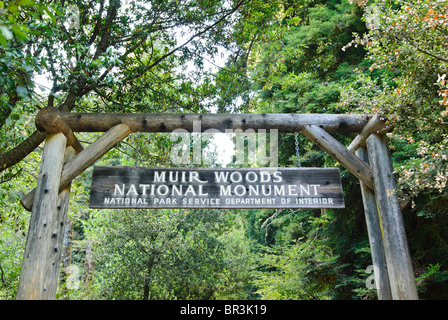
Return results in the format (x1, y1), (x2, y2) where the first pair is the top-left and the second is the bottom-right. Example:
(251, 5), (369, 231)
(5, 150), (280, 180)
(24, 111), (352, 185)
(342, 0), (448, 196)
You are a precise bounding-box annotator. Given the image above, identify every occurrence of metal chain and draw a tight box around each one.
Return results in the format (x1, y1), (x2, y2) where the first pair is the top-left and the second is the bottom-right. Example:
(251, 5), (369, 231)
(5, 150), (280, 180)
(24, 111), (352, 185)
(134, 132), (141, 167)
(294, 132), (301, 167)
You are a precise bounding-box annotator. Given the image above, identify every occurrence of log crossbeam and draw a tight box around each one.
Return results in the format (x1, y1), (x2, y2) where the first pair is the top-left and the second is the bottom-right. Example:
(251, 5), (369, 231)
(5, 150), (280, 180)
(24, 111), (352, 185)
(59, 112), (372, 134)
(36, 107), (83, 153)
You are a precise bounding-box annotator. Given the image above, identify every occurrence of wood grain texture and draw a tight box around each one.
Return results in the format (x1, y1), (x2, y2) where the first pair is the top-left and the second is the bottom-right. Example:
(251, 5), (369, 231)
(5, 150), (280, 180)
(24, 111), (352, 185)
(43, 146), (76, 299)
(357, 147), (392, 300)
(302, 125), (374, 190)
(16, 133), (67, 300)
(36, 107), (83, 153)
(89, 166), (345, 209)
(367, 134), (418, 300)
(348, 113), (390, 152)
(21, 124), (132, 211)
(61, 112), (372, 133)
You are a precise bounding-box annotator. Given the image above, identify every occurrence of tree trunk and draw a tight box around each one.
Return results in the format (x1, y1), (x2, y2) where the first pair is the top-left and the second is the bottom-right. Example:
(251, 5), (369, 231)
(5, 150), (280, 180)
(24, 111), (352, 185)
(143, 257), (155, 300)
(59, 218), (73, 296)
(82, 240), (95, 288)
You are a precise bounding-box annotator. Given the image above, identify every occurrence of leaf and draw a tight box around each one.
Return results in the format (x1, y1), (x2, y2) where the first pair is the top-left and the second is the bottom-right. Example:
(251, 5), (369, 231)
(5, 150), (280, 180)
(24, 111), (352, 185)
(7, 3), (19, 14)
(11, 24), (29, 41)
(16, 85), (28, 98)
(0, 26), (13, 40)
(18, 0), (34, 6)
(0, 33), (7, 47)
(290, 17), (301, 26)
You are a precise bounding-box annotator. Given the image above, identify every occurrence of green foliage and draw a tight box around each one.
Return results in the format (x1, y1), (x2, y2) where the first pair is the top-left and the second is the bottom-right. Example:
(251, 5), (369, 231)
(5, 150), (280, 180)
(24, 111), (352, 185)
(248, 0), (366, 115)
(233, 0), (375, 299)
(337, 0), (448, 298)
(83, 208), (254, 300)
(0, 0), (55, 128)
(254, 240), (339, 300)
(0, 109), (41, 299)
(416, 264), (448, 299)
(342, 0), (448, 195)
(241, 0), (448, 300)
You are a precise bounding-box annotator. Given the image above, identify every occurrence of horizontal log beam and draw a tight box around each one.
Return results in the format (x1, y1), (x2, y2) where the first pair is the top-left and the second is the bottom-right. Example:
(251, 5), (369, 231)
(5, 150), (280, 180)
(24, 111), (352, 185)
(60, 113), (372, 134)
(36, 107), (83, 154)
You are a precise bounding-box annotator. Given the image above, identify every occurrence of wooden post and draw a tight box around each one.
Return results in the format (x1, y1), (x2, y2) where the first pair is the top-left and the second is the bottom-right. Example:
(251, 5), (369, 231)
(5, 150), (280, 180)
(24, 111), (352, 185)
(366, 134), (418, 300)
(44, 146), (76, 298)
(302, 125), (374, 190)
(16, 132), (67, 300)
(356, 147), (392, 300)
(21, 123), (132, 211)
(59, 217), (73, 293)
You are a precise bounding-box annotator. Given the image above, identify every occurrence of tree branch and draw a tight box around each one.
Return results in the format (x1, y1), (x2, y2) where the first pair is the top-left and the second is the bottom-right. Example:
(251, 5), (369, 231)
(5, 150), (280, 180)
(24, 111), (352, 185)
(93, 0), (120, 60)
(122, 0), (247, 85)
(0, 0), (247, 173)
(0, 130), (46, 172)
(403, 35), (448, 64)
(87, 0), (105, 46)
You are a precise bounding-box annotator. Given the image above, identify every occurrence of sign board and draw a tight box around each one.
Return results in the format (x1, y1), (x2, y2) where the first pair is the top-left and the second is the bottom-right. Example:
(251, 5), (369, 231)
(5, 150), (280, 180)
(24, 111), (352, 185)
(89, 166), (345, 209)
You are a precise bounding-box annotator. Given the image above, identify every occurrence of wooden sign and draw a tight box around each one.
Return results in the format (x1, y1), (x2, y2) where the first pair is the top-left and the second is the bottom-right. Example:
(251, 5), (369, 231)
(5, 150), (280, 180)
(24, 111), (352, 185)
(89, 166), (345, 209)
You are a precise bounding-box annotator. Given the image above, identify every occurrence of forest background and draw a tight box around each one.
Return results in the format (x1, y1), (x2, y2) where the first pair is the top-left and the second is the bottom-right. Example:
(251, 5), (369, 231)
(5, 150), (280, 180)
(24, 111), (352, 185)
(1, 0), (448, 300)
